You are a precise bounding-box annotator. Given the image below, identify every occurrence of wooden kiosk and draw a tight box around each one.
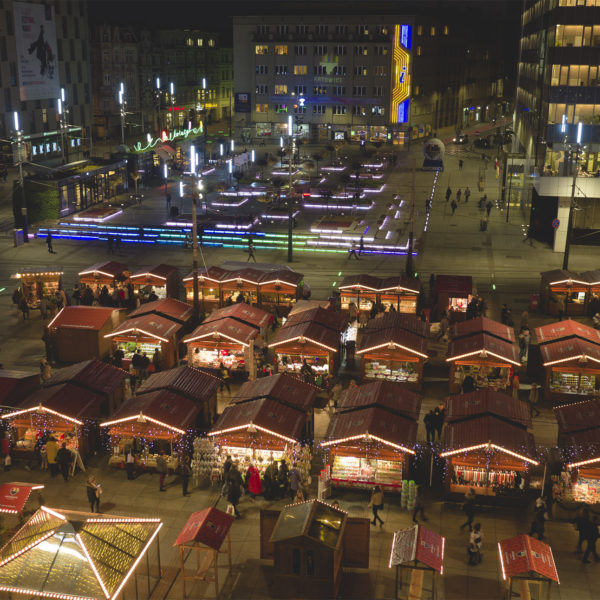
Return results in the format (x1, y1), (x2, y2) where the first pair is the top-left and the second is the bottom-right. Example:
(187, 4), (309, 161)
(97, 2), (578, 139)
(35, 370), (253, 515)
(183, 266), (229, 309)
(13, 267), (63, 309)
(129, 297), (193, 326)
(433, 275), (473, 321)
(203, 302), (271, 335)
(257, 268), (303, 315)
(174, 508), (234, 599)
(220, 268), (264, 306)
(130, 264), (179, 300)
(389, 525), (445, 600)
(540, 269), (588, 317)
(498, 534), (559, 600)
(0, 370), (40, 408)
(78, 260), (130, 288)
(339, 274), (384, 314)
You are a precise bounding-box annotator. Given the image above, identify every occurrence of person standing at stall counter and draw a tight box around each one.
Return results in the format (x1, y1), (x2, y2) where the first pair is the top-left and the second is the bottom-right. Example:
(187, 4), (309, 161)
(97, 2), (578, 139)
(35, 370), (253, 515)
(156, 450), (168, 492)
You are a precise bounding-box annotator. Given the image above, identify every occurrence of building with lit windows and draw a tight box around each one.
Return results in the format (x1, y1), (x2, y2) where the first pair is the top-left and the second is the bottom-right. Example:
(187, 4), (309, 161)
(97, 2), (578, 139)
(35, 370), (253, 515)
(515, 0), (600, 250)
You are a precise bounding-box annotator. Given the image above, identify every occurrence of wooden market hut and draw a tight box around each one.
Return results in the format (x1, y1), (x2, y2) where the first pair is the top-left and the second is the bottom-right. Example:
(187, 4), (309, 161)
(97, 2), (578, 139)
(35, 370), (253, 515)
(283, 306), (346, 332)
(129, 297), (193, 326)
(433, 274), (473, 321)
(44, 358), (128, 415)
(338, 274), (383, 314)
(440, 415), (538, 499)
(540, 269), (589, 317)
(498, 534), (559, 600)
(220, 267), (264, 306)
(257, 268), (303, 315)
(446, 317), (520, 394)
(0, 507), (163, 599)
(203, 302), (271, 335)
(129, 263), (180, 300)
(0, 370), (40, 408)
(13, 267), (63, 309)
(78, 260), (130, 288)
(554, 397), (600, 444)
(582, 269), (600, 315)
(559, 428), (600, 507)
(46, 306), (124, 362)
(183, 266), (230, 309)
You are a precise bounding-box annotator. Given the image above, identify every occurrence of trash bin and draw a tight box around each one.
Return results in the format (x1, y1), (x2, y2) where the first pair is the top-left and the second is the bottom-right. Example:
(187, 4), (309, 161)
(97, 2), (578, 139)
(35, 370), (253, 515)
(13, 228), (24, 247)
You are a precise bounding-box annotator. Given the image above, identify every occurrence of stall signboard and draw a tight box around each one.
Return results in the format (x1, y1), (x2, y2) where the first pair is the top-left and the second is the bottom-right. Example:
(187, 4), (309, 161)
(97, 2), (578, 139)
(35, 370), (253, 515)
(498, 534), (559, 583)
(174, 508), (234, 551)
(0, 483), (44, 514)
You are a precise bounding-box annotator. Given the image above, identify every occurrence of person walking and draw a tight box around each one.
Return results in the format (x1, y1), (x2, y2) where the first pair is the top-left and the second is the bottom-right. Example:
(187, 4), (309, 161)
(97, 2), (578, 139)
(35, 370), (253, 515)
(450, 199), (458, 215)
(278, 459), (289, 499)
(529, 500), (547, 540)
(156, 450), (168, 492)
(125, 446), (135, 480)
(219, 362), (231, 394)
(348, 241), (359, 260)
(425, 198), (431, 214)
(46, 438), (59, 477)
(424, 409), (435, 443)
(56, 442), (71, 482)
(166, 193), (172, 212)
(575, 508), (591, 554)
(179, 454), (192, 496)
(412, 485), (427, 523)
(226, 463), (243, 518)
(247, 463), (262, 499)
(86, 476), (101, 512)
(358, 236), (365, 256)
(468, 523), (483, 565)
(46, 231), (54, 253)
(247, 239), (256, 262)
(486, 200), (493, 217)
(459, 159), (463, 170)
(456, 188), (462, 202)
(434, 403), (445, 441)
(464, 187), (470, 202)
(369, 485), (384, 527)
(528, 383), (541, 417)
(288, 463), (301, 501)
(18, 296), (29, 320)
(445, 186), (452, 202)
(460, 488), (477, 531)
(582, 517), (600, 564)
(512, 374), (520, 400)
(107, 235), (114, 254)
(437, 314), (450, 342)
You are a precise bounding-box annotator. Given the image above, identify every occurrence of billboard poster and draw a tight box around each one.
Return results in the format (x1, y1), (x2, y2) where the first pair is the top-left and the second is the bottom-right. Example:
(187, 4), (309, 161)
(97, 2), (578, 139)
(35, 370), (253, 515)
(13, 1), (60, 101)
(235, 93), (251, 113)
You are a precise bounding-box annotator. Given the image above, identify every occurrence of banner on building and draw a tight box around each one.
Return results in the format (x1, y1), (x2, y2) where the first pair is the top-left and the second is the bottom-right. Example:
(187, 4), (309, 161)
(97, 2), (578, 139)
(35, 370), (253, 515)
(235, 93), (251, 113)
(13, 1), (60, 102)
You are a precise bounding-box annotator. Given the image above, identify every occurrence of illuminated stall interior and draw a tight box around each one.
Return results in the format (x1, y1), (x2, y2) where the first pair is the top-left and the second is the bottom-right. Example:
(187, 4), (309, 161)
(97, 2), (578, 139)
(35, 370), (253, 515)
(440, 415), (538, 498)
(78, 260), (130, 290)
(183, 266), (229, 309)
(130, 264), (180, 300)
(220, 268), (264, 306)
(257, 268), (303, 315)
(13, 267), (63, 309)
(540, 269), (589, 317)
(433, 274), (473, 321)
(561, 428), (600, 505)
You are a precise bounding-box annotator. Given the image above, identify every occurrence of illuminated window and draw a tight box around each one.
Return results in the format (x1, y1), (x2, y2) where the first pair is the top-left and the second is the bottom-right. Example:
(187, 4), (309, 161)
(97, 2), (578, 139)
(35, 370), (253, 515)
(274, 45), (288, 55)
(208, 39), (215, 47)
(414, 85), (420, 95)
(417, 25), (423, 36)
(274, 84), (288, 95)
(197, 38), (203, 46)
(372, 106), (384, 115)
(374, 46), (388, 56)
(443, 25), (449, 35)
(357, 25), (369, 35)
(333, 105), (347, 115)
(416, 46), (422, 56)
(352, 105), (366, 116)
(256, 103), (268, 113)
(294, 65), (307, 75)
(355, 46), (368, 56)
(255, 45), (268, 55)
(430, 26), (436, 36)
(377, 25), (389, 35)
(354, 65), (368, 76)
(186, 38), (193, 46)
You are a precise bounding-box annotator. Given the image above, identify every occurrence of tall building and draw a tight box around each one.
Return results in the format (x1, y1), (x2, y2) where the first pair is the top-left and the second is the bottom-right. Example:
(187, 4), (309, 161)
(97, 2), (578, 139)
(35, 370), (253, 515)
(0, 0), (92, 165)
(515, 0), (600, 250)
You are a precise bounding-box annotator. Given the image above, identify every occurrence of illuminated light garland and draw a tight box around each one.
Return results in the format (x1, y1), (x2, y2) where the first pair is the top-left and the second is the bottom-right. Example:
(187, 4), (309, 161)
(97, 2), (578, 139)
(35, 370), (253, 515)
(446, 349), (521, 367)
(132, 127), (202, 152)
(73, 210), (123, 223)
(260, 211), (301, 220)
(86, 517), (161, 523)
(208, 423), (297, 445)
(183, 331), (250, 347)
(282, 498), (349, 515)
(100, 413), (186, 436)
(75, 533), (110, 599)
(78, 269), (122, 278)
(0, 586), (86, 599)
(566, 456), (600, 469)
(440, 536), (445, 575)
(220, 277), (262, 286)
(103, 328), (170, 343)
(356, 341), (428, 359)
(498, 542), (506, 580)
(549, 279), (589, 287)
(1, 405), (83, 426)
(439, 443), (538, 465)
(543, 353), (600, 367)
(130, 273), (168, 281)
(339, 285), (380, 292)
(47, 307), (65, 329)
(258, 279), (298, 288)
(0, 530), (55, 567)
(320, 433), (415, 455)
(268, 335), (338, 353)
(41, 506), (67, 520)
(14, 271), (64, 278)
(378, 285), (420, 295)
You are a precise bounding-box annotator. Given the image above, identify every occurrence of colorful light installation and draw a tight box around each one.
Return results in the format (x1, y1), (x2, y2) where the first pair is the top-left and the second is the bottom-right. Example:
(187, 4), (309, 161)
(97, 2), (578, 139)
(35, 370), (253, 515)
(391, 25), (411, 124)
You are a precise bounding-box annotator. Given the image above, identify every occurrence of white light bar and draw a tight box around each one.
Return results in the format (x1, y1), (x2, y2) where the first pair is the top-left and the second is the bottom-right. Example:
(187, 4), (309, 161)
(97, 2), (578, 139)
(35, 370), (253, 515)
(101, 413), (186, 435)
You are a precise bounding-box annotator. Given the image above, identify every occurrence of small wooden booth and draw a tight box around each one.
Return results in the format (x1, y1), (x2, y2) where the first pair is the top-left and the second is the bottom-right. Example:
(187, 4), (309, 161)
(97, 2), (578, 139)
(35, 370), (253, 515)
(536, 320), (600, 403)
(13, 267), (63, 309)
(204, 302), (271, 336)
(389, 525), (444, 600)
(129, 297), (193, 326)
(258, 268), (303, 315)
(540, 269), (588, 317)
(130, 264), (180, 300)
(220, 268), (264, 306)
(78, 260), (130, 289)
(46, 306), (123, 362)
(0, 370), (40, 408)
(339, 274), (384, 314)
(102, 389), (200, 470)
(105, 313), (183, 369)
(447, 317), (520, 394)
(0, 506), (163, 600)
(440, 415), (538, 499)
(498, 534), (559, 600)
(174, 508), (234, 599)
(183, 266), (229, 309)
(433, 274), (473, 321)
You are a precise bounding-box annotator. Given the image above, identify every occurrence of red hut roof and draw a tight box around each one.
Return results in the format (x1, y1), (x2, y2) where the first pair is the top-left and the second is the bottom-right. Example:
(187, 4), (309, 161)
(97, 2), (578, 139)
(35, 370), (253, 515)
(78, 261), (128, 279)
(581, 269), (600, 286)
(232, 373), (318, 411)
(364, 313), (428, 338)
(440, 416), (537, 463)
(539, 337), (600, 366)
(337, 380), (422, 421)
(357, 326), (428, 358)
(562, 428), (600, 467)
(258, 269), (303, 287)
(450, 317), (515, 343)
(498, 534), (559, 583)
(47, 306), (117, 331)
(129, 298), (192, 323)
(447, 333), (520, 366)
(322, 406), (417, 453)
(208, 397), (306, 443)
(446, 390), (531, 428)
(283, 306), (346, 332)
(130, 264), (178, 281)
(0, 371), (40, 407)
(44, 359), (127, 397)
(174, 508), (234, 550)
(183, 266), (230, 283)
(541, 269), (586, 287)
(535, 319), (600, 346)
(554, 398), (600, 435)
(434, 275), (472, 295)
(269, 321), (340, 353)
(339, 274), (420, 294)
(221, 267), (264, 285)
(204, 302), (271, 329)
(339, 274), (383, 292)
(183, 318), (258, 347)
(389, 525), (444, 573)
(136, 366), (220, 401)
(105, 314), (182, 342)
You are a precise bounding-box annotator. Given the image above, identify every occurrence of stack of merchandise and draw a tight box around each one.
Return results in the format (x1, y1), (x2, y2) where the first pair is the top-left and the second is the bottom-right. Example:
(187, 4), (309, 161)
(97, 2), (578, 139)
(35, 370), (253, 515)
(191, 437), (220, 486)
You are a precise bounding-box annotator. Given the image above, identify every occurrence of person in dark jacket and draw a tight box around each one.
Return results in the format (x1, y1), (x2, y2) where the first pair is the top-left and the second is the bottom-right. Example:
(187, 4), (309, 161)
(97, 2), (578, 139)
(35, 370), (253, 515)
(288, 463), (301, 501)
(582, 517), (600, 564)
(56, 443), (71, 481)
(424, 410), (435, 443)
(179, 455), (192, 496)
(278, 459), (289, 499)
(434, 403), (446, 441)
(412, 485), (427, 523)
(460, 488), (476, 531)
(575, 508), (591, 554)
(226, 463), (243, 517)
(86, 476), (101, 512)
(156, 451), (168, 492)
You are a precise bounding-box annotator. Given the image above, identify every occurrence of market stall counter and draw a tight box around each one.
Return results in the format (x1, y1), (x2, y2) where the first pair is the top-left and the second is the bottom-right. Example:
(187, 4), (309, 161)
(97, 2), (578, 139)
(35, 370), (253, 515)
(101, 389), (201, 471)
(540, 269), (589, 317)
(183, 266), (230, 309)
(78, 260), (130, 289)
(257, 268), (303, 315)
(440, 415), (539, 500)
(46, 306), (124, 362)
(130, 263), (179, 300)
(433, 274), (473, 322)
(105, 313), (183, 370)
(12, 267), (63, 309)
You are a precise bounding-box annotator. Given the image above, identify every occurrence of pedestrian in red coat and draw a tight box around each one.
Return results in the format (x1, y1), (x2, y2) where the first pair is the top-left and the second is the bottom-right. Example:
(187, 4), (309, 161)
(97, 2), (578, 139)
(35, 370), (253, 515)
(247, 464), (262, 498)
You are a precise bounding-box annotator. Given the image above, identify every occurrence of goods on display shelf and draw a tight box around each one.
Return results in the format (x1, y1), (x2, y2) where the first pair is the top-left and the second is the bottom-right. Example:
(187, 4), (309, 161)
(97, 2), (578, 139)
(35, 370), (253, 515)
(116, 339), (161, 361)
(108, 443), (179, 471)
(189, 347), (245, 371)
(451, 364), (509, 390)
(278, 354), (329, 374)
(570, 476), (600, 504)
(331, 455), (403, 489)
(191, 437), (220, 486)
(401, 480), (409, 509)
(550, 371), (597, 396)
(451, 464), (525, 490)
(364, 360), (419, 383)
(14, 268), (63, 309)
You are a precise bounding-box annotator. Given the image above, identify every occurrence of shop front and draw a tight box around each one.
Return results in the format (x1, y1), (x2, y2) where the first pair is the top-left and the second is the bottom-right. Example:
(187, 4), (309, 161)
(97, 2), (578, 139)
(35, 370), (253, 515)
(433, 275), (473, 321)
(78, 260), (130, 290)
(540, 269), (589, 317)
(321, 406), (416, 492)
(105, 314), (183, 370)
(338, 274), (382, 314)
(220, 268), (263, 306)
(130, 264), (180, 300)
(258, 268), (303, 315)
(183, 266), (229, 309)
(13, 268), (63, 309)
(440, 416), (538, 500)
(357, 327), (427, 390)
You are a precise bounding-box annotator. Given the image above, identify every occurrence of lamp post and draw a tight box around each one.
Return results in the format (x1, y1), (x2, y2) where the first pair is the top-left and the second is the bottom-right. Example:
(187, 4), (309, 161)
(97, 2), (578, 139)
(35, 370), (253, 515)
(163, 163), (168, 200)
(118, 82), (126, 146)
(562, 122), (583, 271)
(13, 111), (28, 242)
(287, 114), (295, 263)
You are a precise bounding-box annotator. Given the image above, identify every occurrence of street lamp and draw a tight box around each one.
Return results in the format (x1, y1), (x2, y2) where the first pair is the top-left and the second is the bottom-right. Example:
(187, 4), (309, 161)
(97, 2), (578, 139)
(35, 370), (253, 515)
(155, 77), (162, 132)
(118, 82), (126, 146)
(13, 111), (28, 243)
(163, 163), (168, 200)
(189, 145), (200, 322)
(563, 121), (584, 271)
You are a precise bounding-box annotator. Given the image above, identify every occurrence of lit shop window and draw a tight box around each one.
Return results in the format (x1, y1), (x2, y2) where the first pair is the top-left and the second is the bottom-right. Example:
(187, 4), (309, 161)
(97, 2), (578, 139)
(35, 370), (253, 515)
(256, 103), (268, 113)
(430, 26), (436, 36)
(294, 65), (307, 75)
(274, 84), (288, 95)
(255, 45), (268, 55)
(274, 45), (288, 55)
(443, 25), (449, 35)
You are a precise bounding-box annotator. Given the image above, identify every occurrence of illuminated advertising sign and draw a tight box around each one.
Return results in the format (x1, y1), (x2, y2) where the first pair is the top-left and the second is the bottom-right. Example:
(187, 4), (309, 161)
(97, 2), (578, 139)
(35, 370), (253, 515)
(235, 92), (251, 113)
(390, 24), (412, 124)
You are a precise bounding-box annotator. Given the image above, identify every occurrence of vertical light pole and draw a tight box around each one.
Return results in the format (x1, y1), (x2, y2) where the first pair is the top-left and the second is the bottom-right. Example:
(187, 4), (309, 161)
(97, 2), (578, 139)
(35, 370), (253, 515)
(202, 78), (208, 167)
(155, 77), (161, 132)
(170, 82), (175, 131)
(118, 82), (126, 146)
(13, 111), (28, 242)
(563, 122), (583, 271)
(190, 146), (200, 322)
(163, 162), (168, 200)
(287, 114), (294, 263)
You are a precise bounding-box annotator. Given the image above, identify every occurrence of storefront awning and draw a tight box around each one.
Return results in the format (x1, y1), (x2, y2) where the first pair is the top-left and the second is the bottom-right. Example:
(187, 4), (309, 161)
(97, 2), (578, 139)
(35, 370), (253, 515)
(450, 316), (515, 344)
(208, 397), (306, 444)
(0, 482), (44, 514)
(434, 274), (472, 295)
(322, 406), (417, 454)
(284, 306), (345, 332)
(183, 317), (258, 347)
(130, 263), (178, 282)
(357, 326), (428, 358)
(44, 359), (127, 397)
(498, 534), (559, 583)
(440, 416), (537, 464)
(47, 306), (117, 331)
(364, 312), (429, 338)
(337, 380), (422, 421)
(203, 302), (271, 330)
(446, 389), (531, 428)
(563, 427), (600, 468)
(535, 319), (600, 346)
(78, 260), (129, 280)
(269, 321), (340, 353)
(541, 269), (587, 288)
(129, 297), (192, 324)
(183, 266), (230, 284)
(389, 524), (444, 573)
(447, 333), (520, 366)
(136, 366), (220, 401)
(540, 337), (600, 367)
(105, 314), (182, 342)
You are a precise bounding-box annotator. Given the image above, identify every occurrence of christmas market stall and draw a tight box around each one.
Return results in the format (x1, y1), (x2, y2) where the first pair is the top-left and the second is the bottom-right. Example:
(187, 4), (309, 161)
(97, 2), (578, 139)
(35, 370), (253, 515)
(220, 267), (264, 306)
(540, 269), (589, 317)
(0, 506), (163, 599)
(582, 269), (600, 316)
(433, 274), (473, 321)
(183, 266), (229, 309)
(129, 297), (193, 326)
(389, 524), (444, 600)
(440, 415), (539, 500)
(0, 370), (40, 408)
(102, 389), (201, 470)
(46, 306), (124, 362)
(498, 534), (560, 600)
(203, 302), (271, 337)
(105, 313), (183, 370)
(339, 274), (384, 314)
(130, 263), (180, 300)
(536, 320), (600, 403)
(12, 267), (63, 309)
(446, 317), (520, 394)
(257, 268), (303, 315)
(78, 260), (130, 290)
